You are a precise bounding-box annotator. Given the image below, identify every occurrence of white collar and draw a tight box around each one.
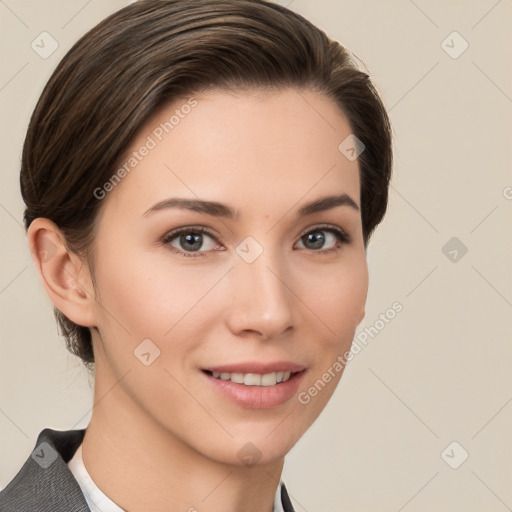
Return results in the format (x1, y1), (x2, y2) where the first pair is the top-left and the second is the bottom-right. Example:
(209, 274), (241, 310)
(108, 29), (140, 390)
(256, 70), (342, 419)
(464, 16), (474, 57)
(68, 443), (285, 512)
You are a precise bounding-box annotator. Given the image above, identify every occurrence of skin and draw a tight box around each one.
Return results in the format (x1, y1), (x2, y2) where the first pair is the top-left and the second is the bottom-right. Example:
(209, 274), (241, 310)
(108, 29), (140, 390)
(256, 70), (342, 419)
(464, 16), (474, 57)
(28, 87), (368, 512)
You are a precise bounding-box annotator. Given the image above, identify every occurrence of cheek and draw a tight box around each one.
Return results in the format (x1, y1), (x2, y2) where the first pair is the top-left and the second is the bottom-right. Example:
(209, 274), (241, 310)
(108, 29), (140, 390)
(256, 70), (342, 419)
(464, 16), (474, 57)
(93, 227), (367, 346)
(304, 255), (368, 346)
(294, 259), (367, 424)
(92, 247), (222, 348)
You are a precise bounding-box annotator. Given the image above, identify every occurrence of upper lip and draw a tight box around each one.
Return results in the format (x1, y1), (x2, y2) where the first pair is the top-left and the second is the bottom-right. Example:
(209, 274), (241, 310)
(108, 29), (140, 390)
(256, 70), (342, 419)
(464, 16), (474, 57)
(202, 361), (306, 374)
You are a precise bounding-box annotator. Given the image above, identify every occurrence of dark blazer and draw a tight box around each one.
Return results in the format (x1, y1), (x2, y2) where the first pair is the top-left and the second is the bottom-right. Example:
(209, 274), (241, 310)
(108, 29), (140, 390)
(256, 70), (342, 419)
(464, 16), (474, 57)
(0, 428), (296, 512)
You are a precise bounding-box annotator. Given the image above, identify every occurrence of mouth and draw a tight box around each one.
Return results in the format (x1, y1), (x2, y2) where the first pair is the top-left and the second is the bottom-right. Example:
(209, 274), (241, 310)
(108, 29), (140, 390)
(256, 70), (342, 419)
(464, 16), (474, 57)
(201, 364), (307, 409)
(202, 369), (298, 386)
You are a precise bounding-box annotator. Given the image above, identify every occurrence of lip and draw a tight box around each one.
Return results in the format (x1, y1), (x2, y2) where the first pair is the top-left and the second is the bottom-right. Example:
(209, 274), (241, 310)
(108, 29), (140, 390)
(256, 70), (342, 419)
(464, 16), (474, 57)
(202, 367), (306, 409)
(202, 361), (306, 374)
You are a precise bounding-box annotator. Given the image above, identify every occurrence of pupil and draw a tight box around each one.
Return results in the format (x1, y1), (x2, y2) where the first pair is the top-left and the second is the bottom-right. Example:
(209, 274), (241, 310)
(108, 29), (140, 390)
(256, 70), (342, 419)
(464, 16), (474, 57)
(305, 232), (324, 250)
(182, 233), (202, 251)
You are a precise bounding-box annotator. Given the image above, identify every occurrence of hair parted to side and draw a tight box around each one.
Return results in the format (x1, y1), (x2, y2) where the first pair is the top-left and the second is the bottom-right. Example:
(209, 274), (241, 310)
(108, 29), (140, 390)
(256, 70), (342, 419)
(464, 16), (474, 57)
(20, 0), (392, 372)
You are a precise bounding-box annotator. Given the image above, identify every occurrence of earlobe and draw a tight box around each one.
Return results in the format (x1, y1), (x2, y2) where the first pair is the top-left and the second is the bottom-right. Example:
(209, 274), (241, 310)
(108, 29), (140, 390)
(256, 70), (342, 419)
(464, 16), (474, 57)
(27, 218), (96, 328)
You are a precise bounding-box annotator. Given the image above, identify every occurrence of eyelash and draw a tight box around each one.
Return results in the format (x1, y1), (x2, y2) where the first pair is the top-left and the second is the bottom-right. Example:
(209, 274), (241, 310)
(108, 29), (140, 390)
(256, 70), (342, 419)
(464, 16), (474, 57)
(161, 224), (351, 258)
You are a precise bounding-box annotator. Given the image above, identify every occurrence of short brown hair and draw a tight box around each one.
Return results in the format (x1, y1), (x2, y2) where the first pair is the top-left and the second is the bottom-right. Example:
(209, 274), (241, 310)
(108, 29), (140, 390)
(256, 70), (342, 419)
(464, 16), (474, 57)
(20, 0), (392, 371)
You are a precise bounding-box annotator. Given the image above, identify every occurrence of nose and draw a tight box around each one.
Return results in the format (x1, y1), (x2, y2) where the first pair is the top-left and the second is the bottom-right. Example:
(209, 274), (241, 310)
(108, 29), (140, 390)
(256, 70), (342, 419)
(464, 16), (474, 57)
(225, 244), (295, 340)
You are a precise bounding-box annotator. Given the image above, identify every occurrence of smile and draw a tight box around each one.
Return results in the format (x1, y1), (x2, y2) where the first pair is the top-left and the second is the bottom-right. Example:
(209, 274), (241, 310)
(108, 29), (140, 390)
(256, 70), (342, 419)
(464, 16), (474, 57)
(201, 367), (306, 409)
(205, 370), (292, 386)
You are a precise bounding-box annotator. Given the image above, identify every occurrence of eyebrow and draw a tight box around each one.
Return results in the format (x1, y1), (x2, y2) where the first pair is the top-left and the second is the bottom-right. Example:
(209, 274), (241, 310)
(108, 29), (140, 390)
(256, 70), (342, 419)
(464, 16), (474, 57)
(143, 193), (359, 219)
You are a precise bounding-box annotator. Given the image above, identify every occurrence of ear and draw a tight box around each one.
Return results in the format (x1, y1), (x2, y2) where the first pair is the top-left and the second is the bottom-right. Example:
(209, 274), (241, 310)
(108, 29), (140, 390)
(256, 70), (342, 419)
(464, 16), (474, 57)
(358, 256), (369, 325)
(357, 306), (366, 326)
(27, 217), (96, 328)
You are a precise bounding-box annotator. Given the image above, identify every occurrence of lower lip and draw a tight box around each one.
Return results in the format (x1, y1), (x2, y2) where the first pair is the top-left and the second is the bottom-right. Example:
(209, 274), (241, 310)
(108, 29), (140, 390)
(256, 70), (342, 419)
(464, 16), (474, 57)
(202, 370), (306, 409)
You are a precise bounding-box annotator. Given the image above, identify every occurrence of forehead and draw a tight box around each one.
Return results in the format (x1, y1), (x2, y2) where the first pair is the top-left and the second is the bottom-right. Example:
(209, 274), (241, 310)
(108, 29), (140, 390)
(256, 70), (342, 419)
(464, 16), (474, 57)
(100, 87), (360, 220)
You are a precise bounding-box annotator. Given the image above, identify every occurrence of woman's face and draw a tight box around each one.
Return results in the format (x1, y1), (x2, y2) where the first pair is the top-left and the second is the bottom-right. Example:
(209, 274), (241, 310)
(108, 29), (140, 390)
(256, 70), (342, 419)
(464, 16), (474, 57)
(87, 87), (368, 465)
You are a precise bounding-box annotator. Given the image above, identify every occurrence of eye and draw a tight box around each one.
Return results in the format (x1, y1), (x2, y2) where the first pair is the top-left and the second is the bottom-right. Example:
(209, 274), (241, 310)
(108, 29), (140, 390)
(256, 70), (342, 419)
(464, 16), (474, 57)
(161, 224), (351, 258)
(295, 224), (351, 254)
(162, 226), (222, 258)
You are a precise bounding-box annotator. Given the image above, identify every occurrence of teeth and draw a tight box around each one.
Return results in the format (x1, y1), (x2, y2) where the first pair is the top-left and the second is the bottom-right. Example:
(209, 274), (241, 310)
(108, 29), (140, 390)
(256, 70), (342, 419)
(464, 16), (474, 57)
(209, 371), (293, 386)
(244, 373), (262, 386)
(231, 373), (244, 384)
(261, 373), (276, 386)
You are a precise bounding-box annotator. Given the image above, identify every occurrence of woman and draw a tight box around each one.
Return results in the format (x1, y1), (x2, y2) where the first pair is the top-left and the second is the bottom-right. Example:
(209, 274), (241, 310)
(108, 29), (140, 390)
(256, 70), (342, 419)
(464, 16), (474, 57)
(0, 0), (392, 510)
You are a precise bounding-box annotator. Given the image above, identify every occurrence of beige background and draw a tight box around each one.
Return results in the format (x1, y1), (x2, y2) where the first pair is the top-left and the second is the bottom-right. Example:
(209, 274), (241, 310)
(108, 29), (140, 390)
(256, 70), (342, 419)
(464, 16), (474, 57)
(1, 1), (511, 511)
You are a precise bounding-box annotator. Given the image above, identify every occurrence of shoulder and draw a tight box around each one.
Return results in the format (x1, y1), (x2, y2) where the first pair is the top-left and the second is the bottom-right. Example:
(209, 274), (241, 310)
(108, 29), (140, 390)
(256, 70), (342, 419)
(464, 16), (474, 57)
(0, 427), (89, 512)
(281, 481), (296, 512)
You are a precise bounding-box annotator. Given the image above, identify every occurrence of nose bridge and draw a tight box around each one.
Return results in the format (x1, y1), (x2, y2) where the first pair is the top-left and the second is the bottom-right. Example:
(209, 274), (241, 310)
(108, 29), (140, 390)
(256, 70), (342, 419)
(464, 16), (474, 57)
(227, 235), (295, 337)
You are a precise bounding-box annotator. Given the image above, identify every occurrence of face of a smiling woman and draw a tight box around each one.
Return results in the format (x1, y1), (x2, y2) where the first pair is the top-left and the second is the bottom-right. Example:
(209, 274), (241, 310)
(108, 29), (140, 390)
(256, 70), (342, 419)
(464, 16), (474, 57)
(84, 87), (368, 466)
